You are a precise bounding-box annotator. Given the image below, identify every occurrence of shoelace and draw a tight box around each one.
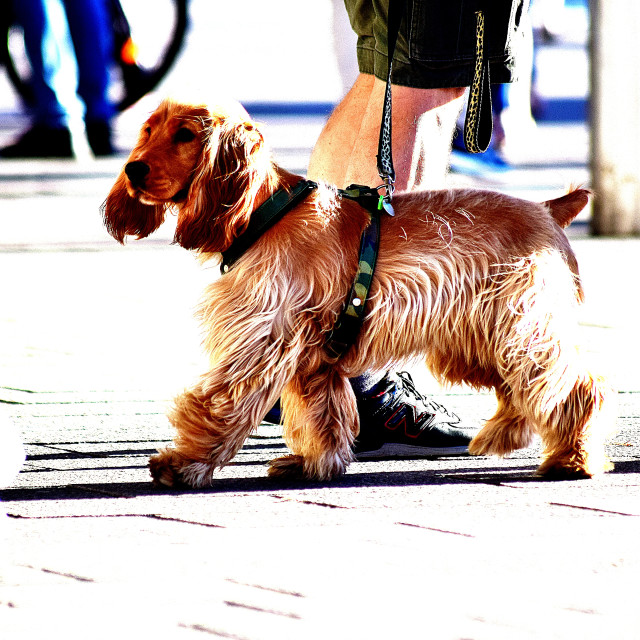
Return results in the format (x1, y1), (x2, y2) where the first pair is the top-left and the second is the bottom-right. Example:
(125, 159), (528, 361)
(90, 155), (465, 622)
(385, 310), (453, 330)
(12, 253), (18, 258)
(396, 371), (461, 423)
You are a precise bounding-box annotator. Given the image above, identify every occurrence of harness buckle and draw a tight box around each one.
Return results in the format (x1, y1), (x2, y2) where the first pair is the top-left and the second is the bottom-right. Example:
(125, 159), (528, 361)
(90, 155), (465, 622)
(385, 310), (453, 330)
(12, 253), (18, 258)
(376, 176), (395, 216)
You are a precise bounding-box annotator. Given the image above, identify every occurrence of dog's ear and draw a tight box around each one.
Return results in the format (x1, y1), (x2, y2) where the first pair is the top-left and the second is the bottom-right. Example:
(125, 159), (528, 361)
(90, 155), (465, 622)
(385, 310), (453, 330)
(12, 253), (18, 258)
(174, 118), (269, 253)
(101, 170), (166, 243)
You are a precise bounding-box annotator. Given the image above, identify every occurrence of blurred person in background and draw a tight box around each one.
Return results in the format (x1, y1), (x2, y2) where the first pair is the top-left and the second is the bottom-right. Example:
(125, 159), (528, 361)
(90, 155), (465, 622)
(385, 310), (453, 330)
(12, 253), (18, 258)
(1, 0), (115, 158)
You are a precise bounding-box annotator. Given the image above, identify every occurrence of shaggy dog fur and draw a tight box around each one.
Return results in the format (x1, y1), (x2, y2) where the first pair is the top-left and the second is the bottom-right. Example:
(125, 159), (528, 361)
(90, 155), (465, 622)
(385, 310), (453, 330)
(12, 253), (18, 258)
(103, 97), (614, 487)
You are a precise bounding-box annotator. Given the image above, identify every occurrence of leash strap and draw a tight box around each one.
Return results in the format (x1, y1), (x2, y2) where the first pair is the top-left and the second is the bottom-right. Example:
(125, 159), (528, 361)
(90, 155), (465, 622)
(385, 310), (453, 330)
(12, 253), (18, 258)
(220, 179), (317, 274)
(463, 10), (493, 153)
(323, 8), (493, 356)
(376, 0), (407, 216)
(326, 185), (381, 359)
(380, 6), (492, 156)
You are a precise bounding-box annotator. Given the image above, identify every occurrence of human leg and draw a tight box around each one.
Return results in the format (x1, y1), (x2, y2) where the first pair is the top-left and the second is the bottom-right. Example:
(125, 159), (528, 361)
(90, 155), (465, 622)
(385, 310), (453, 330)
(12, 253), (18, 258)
(308, 74), (464, 191)
(12, 0), (69, 128)
(63, 0), (116, 155)
(306, 77), (470, 457)
(0, 0), (73, 157)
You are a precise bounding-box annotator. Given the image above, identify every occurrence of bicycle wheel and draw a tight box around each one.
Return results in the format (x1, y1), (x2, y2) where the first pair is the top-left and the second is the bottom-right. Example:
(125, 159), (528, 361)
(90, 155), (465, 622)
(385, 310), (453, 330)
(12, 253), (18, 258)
(0, 0), (189, 113)
(111, 0), (189, 111)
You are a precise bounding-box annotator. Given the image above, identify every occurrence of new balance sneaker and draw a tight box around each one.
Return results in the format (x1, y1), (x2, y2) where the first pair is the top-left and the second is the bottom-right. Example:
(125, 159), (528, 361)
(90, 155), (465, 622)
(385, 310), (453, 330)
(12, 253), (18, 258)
(353, 371), (472, 458)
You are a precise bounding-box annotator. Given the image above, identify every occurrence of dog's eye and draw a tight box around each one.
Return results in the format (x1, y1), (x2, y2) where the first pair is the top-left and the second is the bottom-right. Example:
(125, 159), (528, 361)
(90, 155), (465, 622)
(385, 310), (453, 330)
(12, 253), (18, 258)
(174, 127), (196, 144)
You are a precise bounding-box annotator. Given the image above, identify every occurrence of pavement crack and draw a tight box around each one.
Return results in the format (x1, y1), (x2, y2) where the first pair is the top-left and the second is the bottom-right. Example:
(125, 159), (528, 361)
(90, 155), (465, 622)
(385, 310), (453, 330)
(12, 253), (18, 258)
(21, 564), (94, 583)
(27, 446), (157, 461)
(223, 600), (301, 620)
(177, 623), (250, 639)
(225, 578), (304, 598)
(25, 439), (168, 445)
(549, 502), (639, 516)
(299, 499), (347, 509)
(396, 522), (475, 537)
(75, 485), (133, 498)
(270, 494), (347, 509)
(146, 514), (225, 528)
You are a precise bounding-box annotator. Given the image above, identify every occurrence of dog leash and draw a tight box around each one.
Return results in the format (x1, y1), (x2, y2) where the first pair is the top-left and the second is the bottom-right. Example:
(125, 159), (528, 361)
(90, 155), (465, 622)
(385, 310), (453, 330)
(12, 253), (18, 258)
(464, 10), (493, 153)
(327, 7), (493, 357)
(321, 2), (408, 357)
(319, 6), (406, 358)
(380, 5), (492, 159)
(375, 0), (406, 216)
(343, 5), (491, 348)
(221, 8), (493, 358)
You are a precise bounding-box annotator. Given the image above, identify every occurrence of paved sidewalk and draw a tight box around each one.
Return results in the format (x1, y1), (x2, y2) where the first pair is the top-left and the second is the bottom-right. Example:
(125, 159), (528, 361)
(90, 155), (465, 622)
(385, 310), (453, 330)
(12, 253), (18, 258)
(1, 3), (639, 633)
(1, 123), (639, 639)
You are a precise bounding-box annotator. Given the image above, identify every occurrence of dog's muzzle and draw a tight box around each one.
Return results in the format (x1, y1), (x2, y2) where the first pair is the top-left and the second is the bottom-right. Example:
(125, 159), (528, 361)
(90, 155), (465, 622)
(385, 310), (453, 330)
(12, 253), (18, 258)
(125, 161), (150, 189)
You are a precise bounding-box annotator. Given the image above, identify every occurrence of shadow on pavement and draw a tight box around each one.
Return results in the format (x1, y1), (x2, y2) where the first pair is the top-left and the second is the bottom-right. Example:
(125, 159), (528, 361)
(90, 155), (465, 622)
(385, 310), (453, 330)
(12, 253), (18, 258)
(6, 462), (615, 503)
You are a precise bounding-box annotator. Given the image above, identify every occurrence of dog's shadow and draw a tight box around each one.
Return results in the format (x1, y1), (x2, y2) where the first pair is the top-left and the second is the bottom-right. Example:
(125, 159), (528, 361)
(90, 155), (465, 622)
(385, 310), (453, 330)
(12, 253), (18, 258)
(0, 463), (534, 503)
(3, 459), (636, 505)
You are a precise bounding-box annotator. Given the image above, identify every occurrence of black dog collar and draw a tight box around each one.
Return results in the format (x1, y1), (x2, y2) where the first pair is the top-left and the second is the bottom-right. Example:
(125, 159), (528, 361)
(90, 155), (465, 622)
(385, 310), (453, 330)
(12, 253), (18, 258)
(220, 179), (318, 274)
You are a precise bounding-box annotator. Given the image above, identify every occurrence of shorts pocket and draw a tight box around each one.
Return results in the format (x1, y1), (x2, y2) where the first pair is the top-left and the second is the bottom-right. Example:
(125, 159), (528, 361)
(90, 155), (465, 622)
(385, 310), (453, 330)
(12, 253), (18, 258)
(409, 0), (526, 64)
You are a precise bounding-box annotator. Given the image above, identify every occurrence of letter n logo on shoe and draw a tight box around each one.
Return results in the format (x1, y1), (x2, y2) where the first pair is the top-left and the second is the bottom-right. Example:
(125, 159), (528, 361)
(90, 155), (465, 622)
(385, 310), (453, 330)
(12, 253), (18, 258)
(384, 406), (426, 439)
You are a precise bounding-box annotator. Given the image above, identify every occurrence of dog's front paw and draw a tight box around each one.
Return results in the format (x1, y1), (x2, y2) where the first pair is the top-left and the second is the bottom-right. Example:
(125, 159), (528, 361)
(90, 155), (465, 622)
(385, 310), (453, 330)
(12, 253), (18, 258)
(149, 448), (187, 488)
(268, 453), (348, 481)
(150, 448), (217, 488)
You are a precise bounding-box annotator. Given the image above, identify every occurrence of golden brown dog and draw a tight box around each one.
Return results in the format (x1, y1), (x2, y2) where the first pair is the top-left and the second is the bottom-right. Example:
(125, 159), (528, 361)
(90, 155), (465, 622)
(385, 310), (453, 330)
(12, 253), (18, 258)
(103, 97), (614, 487)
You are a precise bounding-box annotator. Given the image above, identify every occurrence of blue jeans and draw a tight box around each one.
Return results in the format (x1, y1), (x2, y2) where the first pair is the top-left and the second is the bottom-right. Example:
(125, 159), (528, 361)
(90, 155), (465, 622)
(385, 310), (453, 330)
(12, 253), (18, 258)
(13, 0), (114, 127)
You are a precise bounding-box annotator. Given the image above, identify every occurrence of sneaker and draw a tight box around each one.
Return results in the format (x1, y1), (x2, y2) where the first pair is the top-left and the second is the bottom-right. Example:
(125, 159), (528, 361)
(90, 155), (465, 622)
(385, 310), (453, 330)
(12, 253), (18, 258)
(0, 124), (73, 158)
(353, 371), (472, 458)
(263, 399), (282, 424)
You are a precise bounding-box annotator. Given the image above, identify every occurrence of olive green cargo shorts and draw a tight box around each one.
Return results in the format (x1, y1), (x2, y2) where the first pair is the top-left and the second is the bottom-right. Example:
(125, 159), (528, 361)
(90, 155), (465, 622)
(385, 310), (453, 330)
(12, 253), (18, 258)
(344, 0), (529, 88)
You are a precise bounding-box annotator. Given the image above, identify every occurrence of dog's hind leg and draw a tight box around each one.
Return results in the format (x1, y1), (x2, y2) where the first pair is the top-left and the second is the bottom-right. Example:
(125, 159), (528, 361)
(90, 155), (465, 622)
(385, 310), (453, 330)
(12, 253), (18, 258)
(495, 334), (615, 478)
(269, 367), (359, 481)
(464, 252), (615, 478)
(477, 251), (615, 478)
(489, 342), (615, 478)
(535, 371), (615, 478)
(469, 386), (536, 457)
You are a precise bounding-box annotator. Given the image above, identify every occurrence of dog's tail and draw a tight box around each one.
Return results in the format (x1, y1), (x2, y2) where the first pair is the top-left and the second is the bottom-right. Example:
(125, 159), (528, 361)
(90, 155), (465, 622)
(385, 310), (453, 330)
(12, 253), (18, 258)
(544, 188), (591, 228)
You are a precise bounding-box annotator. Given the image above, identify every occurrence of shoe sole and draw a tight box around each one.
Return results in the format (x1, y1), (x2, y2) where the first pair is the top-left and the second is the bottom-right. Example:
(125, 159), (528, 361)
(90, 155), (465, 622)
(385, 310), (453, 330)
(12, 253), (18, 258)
(354, 443), (470, 459)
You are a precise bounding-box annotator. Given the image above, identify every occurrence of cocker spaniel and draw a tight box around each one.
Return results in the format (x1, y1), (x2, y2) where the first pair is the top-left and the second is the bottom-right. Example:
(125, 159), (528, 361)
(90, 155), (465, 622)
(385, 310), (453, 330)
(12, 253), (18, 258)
(102, 97), (614, 487)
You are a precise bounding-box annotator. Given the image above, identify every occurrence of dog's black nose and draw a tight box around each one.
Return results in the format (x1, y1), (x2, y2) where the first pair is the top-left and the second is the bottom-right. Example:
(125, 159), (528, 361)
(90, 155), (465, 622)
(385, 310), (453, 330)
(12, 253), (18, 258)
(125, 161), (150, 188)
